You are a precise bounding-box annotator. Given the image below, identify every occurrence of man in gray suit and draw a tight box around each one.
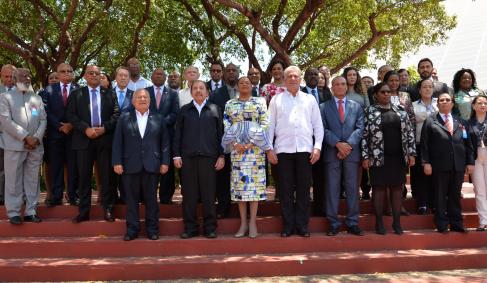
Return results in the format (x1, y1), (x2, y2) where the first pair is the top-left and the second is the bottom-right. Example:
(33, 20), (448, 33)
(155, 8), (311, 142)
(0, 68), (46, 224)
(0, 64), (16, 206)
(321, 76), (364, 236)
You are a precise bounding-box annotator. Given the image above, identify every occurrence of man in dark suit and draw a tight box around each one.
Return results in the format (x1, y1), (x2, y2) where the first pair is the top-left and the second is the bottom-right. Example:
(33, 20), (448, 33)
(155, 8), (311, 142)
(208, 63), (239, 218)
(421, 93), (474, 233)
(40, 63), (79, 207)
(114, 67), (134, 113)
(206, 62), (224, 94)
(146, 68), (179, 204)
(301, 67), (331, 216)
(247, 67), (261, 97)
(321, 76), (365, 236)
(67, 65), (120, 223)
(409, 58), (449, 102)
(112, 89), (170, 241)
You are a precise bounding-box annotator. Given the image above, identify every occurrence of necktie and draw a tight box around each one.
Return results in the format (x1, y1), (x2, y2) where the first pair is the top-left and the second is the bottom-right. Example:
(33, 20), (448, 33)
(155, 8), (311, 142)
(312, 89), (319, 103)
(444, 114), (453, 135)
(214, 82), (219, 91)
(156, 87), (162, 108)
(338, 99), (345, 122)
(118, 91), (124, 109)
(252, 86), (257, 97)
(91, 89), (100, 127)
(62, 84), (68, 106)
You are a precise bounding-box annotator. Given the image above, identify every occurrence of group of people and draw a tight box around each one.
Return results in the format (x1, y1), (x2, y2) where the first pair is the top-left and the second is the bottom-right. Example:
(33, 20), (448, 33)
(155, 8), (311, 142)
(0, 55), (486, 242)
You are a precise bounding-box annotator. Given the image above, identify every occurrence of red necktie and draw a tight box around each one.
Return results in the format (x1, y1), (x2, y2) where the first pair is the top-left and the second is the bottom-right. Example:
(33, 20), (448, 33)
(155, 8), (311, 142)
(62, 84), (68, 106)
(156, 87), (162, 108)
(444, 114), (453, 135)
(338, 99), (345, 122)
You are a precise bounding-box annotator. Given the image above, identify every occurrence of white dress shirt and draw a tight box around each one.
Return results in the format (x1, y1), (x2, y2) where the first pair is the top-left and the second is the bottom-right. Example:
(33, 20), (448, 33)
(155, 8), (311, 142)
(268, 90), (324, 154)
(88, 87), (101, 127)
(413, 98), (438, 143)
(211, 80), (222, 92)
(136, 110), (149, 138)
(178, 87), (192, 108)
(193, 99), (207, 116)
(125, 76), (153, 92)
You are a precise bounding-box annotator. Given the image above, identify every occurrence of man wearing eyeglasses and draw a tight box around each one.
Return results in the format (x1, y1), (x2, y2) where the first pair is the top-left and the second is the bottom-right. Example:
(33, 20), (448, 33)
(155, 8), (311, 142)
(206, 62), (224, 94)
(40, 63), (80, 207)
(67, 65), (120, 223)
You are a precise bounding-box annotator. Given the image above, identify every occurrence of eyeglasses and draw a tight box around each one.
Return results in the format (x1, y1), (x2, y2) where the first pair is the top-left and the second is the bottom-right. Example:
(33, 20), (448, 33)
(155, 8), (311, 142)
(86, 71), (101, 76)
(438, 98), (452, 102)
(59, 70), (73, 73)
(210, 69), (222, 73)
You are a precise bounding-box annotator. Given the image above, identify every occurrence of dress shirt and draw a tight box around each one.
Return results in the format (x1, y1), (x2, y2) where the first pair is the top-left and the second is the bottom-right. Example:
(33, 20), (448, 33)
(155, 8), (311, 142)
(268, 90), (324, 154)
(178, 87), (192, 108)
(334, 96), (347, 116)
(413, 98), (438, 143)
(88, 87), (101, 127)
(193, 99), (207, 116)
(226, 84), (239, 99)
(115, 86), (127, 106)
(135, 110), (149, 138)
(211, 80), (222, 92)
(306, 86), (320, 103)
(441, 112), (453, 124)
(60, 82), (72, 96)
(125, 76), (153, 92)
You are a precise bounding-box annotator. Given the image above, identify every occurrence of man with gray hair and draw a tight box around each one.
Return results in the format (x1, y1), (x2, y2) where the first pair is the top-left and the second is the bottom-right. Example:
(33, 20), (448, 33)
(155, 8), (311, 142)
(0, 68), (46, 224)
(0, 64), (17, 206)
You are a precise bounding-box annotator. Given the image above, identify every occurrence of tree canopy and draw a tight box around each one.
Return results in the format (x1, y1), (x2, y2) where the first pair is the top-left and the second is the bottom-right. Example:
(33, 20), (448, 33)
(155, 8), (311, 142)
(0, 0), (456, 86)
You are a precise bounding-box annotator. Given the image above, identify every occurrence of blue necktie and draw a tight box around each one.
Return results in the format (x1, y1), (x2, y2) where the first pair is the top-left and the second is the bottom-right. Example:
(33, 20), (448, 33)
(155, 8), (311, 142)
(118, 91), (124, 109)
(312, 89), (319, 103)
(91, 89), (100, 127)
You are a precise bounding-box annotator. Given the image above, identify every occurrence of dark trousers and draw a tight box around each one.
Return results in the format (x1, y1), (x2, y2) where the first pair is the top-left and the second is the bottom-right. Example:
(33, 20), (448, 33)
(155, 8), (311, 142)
(410, 146), (434, 209)
(277, 152), (312, 233)
(215, 154), (231, 216)
(158, 162), (176, 203)
(432, 170), (464, 230)
(181, 156), (217, 234)
(311, 157), (325, 215)
(0, 148), (4, 202)
(123, 170), (159, 237)
(48, 137), (78, 202)
(76, 139), (115, 216)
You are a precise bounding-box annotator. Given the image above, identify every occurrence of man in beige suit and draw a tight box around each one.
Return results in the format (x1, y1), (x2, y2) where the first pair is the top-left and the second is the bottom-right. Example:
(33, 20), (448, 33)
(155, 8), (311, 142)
(0, 68), (46, 225)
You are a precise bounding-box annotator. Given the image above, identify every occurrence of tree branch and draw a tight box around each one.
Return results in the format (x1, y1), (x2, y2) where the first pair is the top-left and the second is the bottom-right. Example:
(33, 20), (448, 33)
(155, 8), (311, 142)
(28, 0), (62, 27)
(123, 0), (151, 63)
(57, 0), (79, 62)
(288, 7), (323, 53)
(271, 0), (287, 40)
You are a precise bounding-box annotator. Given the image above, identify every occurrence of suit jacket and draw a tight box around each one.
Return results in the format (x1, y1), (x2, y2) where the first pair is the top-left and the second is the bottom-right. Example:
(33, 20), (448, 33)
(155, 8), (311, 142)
(361, 104), (416, 167)
(320, 98), (364, 162)
(0, 89), (47, 151)
(112, 110), (170, 174)
(146, 85), (179, 132)
(410, 80), (449, 102)
(209, 85), (231, 116)
(66, 86), (120, 150)
(40, 82), (79, 140)
(114, 88), (134, 113)
(302, 86), (332, 104)
(421, 113), (474, 172)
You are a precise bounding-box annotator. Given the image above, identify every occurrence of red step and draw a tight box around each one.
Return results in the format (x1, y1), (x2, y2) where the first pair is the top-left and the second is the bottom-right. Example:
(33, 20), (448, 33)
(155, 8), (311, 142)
(1, 247), (486, 281)
(1, 230), (485, 259)
(0, 198), (477, 219)
(0, 213), (480, 237)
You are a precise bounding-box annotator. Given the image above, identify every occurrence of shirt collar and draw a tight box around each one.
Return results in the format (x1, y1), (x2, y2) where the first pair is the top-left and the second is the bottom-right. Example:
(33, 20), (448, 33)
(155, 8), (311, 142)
(193, 98), (208, 108)
(116, 86), (127, 93)
(136, 109), (149, 117)
(89, 86), (100, 93)
(60, 82), (71, 88)
(334, 96), (347, 104)
(306, 86), (318, 94)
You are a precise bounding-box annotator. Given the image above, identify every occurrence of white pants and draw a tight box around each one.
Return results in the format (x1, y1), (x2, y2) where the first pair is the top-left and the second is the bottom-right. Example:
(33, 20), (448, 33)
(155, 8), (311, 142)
(4, 148), (43, 218)
(472, 147), (487, 226)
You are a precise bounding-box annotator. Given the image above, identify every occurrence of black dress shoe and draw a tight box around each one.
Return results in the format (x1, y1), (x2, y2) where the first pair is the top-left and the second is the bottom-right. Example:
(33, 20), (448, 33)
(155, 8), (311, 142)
(297, 229), (310, 237)
(392, 223), (403, 235)
(347, 225), (364, 236)
(361, 192), (371, 200)
(375, 223), (386, 235)
(450, 227), (468, 233)
(123, 234), (137, 241)
(46, 200), (62, 208)
(180, 231), (199, 239)
(72, 214), (89, 223)
(24, 215), (42, 223)
(327, 228), (339, 236)
(416, 207), (427, 215)
(216, 213), (227, 219)
(204, 231), (217, 238)
(69, 198), (80, 206)
(160, 200), (174, 205)
(437, 227), (449, 234)
(280, 231), (292, 237)
(148, 234), (159, 240)
(9, 216), (22, 225)
(104, 209), (115, 222)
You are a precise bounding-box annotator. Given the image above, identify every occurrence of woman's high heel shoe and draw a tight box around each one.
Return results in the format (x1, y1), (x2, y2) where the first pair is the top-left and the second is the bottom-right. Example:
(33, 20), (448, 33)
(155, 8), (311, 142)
(234, 225), (248, 238)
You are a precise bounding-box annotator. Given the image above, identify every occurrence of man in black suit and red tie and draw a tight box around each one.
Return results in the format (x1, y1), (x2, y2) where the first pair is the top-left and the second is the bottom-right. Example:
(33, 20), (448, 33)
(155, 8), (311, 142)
(67, 65), (120, 223)
(112, 89), (170, 241)
(146, 68), (179, 204)
(40, 63), (79, 207)
(421, 93), (474, 233)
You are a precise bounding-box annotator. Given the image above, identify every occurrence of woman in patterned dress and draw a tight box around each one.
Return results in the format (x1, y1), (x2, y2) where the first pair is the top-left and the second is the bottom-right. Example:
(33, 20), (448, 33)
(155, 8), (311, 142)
(222, 77), (272, 238)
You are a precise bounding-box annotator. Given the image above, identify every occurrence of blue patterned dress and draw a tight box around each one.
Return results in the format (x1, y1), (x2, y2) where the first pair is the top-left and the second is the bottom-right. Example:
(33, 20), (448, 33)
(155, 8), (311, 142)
(222, 97), (272, 201)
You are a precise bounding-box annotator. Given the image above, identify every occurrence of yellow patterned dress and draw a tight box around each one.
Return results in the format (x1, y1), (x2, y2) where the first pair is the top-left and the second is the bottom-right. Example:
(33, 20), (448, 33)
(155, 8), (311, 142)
(222, 97), (271, 201)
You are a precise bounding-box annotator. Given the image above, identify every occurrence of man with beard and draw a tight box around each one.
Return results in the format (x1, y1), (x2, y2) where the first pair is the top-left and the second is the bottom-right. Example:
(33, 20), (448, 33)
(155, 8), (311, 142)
(209, 63), (239, 218)
(0, 64), (16, 206)
(409, 58), (449, 102)
(167, 71), (181, 92)
(0, 68), (46, 224)
(40, 63), (79, 207)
